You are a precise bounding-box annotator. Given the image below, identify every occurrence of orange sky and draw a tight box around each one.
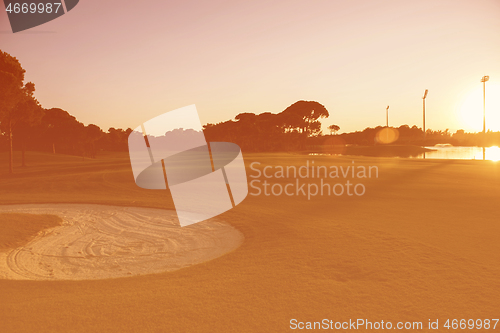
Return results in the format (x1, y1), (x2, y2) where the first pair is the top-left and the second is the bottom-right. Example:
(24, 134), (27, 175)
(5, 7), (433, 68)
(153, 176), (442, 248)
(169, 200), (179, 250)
(1, 0), (499, 133)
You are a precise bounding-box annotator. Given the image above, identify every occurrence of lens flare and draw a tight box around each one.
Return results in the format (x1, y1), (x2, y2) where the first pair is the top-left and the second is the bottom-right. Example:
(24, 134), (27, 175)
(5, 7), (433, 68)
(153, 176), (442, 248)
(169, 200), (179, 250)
(376, 128), (399, 144)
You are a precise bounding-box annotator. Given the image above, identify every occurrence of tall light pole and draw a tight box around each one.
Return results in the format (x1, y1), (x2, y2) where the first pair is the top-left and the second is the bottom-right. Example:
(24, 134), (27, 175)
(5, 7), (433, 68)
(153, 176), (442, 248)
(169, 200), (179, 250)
(481, 76), (489, 160)
(386, 105), (389, 127)
(481, 76), (489, 134)
(422, 89), (428, 139)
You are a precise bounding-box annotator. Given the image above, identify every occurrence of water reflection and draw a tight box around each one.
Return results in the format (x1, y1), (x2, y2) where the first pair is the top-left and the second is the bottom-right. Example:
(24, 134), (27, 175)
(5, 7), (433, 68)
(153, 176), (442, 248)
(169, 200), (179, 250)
(417, 146), (500, 161)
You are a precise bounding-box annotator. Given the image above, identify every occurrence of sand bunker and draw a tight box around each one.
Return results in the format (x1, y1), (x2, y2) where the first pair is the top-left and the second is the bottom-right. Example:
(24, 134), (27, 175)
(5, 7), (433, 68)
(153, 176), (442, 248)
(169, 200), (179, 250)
(0, 204), (243, 281)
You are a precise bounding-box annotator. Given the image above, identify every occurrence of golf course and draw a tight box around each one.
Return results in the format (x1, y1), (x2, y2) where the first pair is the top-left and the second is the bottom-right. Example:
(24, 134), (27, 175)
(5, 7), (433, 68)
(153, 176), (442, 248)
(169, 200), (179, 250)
(1, 151), (499, 332)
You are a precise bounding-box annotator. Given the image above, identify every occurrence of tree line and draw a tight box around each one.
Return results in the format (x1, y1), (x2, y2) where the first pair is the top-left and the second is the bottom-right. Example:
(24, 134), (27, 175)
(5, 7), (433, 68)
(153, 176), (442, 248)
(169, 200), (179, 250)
(4, 49), (498, 174)
(0, 50), (132, 173)
(1, 49), (336, 173)
(203, 100), (332, 151)
(307, 125), (500, 147)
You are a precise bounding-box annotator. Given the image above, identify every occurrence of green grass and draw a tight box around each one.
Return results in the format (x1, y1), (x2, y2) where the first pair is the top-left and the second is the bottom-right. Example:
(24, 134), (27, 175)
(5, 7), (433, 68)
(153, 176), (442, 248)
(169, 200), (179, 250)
(1, 151), (500, 332)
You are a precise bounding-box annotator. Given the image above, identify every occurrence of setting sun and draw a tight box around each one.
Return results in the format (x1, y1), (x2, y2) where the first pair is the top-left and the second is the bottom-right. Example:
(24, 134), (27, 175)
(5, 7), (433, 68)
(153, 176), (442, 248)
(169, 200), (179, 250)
(458, 81), (500, 132)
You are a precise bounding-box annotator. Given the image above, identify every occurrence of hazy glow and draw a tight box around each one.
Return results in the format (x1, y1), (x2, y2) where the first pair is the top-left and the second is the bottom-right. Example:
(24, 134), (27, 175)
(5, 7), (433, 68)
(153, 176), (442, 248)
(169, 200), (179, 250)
(458, 82), (500, 132)
(1, 0), (500, 133)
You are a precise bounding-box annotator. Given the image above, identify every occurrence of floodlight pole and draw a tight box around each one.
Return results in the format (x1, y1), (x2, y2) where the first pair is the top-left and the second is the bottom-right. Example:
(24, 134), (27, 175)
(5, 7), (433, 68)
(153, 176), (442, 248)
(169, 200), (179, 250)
(481, 76), (489, 134)
(422, 89), (428, 139)
(386, 106), (389, 127)
(481, 76), (489, 160)
(421, 90), (428, 159)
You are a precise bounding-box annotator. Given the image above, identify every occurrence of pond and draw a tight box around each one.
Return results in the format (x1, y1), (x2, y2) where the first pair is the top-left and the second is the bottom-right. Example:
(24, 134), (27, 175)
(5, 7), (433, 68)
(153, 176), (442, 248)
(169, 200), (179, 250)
(416, 146), (500, 161)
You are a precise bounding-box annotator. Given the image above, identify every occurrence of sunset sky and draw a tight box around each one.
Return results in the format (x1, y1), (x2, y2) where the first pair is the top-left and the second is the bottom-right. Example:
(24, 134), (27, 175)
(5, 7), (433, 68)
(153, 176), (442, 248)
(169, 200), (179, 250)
(1, 0), (500, 134)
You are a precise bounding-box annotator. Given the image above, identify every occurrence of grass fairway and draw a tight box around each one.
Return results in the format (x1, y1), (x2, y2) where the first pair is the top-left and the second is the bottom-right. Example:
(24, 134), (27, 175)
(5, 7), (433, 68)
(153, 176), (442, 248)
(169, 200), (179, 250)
(1, 151), (500, 332)
(0, 213), (62, 251)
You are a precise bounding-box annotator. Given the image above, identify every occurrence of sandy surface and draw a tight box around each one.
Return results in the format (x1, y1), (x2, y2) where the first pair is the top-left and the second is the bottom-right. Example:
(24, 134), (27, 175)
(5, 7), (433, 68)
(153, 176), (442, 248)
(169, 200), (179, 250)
(0, 204), (243, 281)
(1, 153), (499, 333)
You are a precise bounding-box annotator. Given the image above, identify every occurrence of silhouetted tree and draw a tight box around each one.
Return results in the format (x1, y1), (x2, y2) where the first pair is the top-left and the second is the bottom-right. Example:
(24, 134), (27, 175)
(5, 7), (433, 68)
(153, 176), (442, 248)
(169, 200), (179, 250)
(204, 100), (331, 152)
(40, 108), (84, 154)
(99, 127), (133, 152)
(0, 50), (39, 173)
(12, 86), (44, 167)
(328, 124), (340, 135)
(82, 124), (103, 158)
(280, 100), (329, 136)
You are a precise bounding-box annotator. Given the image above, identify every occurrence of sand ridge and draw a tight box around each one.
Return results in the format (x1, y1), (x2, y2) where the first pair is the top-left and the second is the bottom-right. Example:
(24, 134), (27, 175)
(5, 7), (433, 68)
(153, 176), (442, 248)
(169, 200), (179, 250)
(0, 204), (243, 281)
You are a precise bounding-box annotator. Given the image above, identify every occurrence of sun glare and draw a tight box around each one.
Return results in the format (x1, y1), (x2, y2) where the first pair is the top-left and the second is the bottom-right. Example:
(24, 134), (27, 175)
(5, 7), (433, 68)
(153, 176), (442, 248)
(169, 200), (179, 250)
(487, 146), (500, 162)
(458, 82), (500, 132)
